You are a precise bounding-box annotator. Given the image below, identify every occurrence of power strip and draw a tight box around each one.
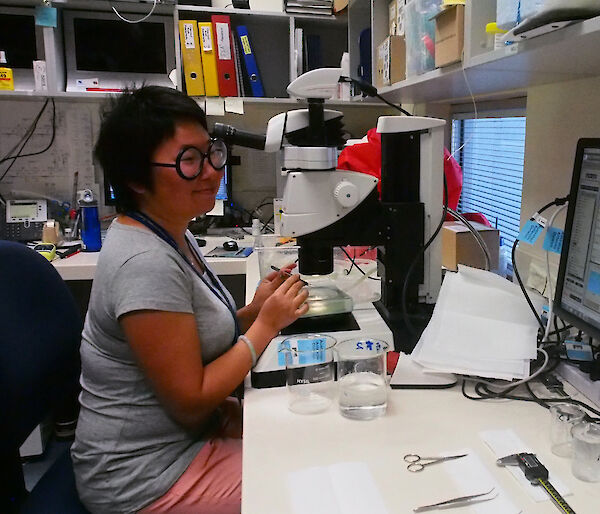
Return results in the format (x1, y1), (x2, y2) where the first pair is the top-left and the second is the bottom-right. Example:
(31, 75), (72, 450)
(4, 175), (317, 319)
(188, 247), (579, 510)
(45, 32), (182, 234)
(557, 362), (600, 408)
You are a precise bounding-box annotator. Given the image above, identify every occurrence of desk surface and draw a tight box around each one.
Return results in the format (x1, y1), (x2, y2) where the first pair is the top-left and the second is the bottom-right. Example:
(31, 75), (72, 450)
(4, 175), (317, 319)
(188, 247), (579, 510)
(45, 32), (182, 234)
(241, 380), (600, 513)
(52, 235), (254, 280)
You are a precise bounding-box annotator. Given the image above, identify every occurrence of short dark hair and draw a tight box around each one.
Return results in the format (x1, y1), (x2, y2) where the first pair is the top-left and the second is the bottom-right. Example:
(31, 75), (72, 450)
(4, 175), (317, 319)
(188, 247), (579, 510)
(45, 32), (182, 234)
(94, 86), (208, 213)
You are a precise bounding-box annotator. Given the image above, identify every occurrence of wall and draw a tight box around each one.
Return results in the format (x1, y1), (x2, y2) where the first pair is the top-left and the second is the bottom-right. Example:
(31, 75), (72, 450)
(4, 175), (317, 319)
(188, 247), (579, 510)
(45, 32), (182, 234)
(519, 75), (600, 281)
(0, 96), (393, 226)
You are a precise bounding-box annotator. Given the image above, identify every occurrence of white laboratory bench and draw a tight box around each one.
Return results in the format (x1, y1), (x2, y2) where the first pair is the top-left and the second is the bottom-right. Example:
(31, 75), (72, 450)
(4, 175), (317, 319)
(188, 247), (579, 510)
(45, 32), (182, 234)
(52, 237), (600, 513)
(52, 235), (254, 281)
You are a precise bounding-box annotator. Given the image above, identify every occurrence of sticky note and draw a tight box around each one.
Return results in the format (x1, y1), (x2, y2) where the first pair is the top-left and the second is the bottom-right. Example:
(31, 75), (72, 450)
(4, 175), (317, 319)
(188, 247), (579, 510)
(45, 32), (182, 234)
(225, 97), (244, 114)
(205, 97), (225, 116)
(542, 227), (564, 254)
(587, 271), (600, 295)
(517, 220), (543, 244)
(35, 6), (57, 28)
(297, 338), (327, 365)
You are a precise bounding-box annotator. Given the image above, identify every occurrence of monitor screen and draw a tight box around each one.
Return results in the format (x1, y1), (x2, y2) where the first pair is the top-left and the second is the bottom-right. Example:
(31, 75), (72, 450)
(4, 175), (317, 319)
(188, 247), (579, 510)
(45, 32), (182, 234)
(554, 139), (600, 338)
(73, 18), (167, 74)
(0, 13), (37, 69)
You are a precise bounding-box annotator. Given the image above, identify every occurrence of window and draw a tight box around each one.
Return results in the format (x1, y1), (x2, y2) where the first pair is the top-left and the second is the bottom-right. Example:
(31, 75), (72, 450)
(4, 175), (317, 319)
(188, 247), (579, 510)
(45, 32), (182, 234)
(451, 116), (526, 245)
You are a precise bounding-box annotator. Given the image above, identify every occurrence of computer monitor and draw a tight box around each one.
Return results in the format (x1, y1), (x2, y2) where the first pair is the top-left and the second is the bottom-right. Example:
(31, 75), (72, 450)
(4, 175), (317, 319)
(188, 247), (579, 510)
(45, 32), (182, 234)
(104, 163), (231, 214)
(63, 10), (175, 92)
(0, 7), (45, 91)
(554, 138), (600, 339)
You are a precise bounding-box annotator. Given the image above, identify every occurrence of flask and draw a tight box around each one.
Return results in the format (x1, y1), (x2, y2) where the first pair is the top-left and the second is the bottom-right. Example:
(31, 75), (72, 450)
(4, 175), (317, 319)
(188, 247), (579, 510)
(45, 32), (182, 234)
(78, 189), (102, 252)
(0, 51), (15, 91)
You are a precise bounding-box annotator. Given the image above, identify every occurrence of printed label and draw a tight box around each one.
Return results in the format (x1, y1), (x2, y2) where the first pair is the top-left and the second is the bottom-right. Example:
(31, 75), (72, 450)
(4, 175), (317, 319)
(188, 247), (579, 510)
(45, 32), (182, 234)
(286, 362), (334, 386)
(216, 23), (232, 61)
(201, 26), (213, 52)
(517, 219), (544, 244)
(240, 35), (251, 55)
(542, 227), (564, 254)
(183, 23), (195, 49)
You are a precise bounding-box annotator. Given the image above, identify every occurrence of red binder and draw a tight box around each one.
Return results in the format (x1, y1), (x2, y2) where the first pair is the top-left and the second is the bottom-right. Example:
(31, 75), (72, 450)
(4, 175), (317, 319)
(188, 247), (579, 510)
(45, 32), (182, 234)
(211, 15), (238, 97)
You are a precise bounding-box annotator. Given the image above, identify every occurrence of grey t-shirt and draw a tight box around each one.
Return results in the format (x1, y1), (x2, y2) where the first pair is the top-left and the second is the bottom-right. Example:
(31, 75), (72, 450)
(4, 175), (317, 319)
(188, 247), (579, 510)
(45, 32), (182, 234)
(71, 220), (237, 513)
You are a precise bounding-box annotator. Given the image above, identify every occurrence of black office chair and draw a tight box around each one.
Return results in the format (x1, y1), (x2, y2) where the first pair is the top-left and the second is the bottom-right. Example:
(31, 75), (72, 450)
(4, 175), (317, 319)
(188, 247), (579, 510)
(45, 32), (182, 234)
(0, 241), (88, 513)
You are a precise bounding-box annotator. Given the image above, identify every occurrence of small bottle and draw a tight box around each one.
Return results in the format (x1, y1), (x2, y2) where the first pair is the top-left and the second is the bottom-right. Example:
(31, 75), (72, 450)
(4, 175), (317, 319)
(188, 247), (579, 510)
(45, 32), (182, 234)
(0, 50), (15, 91)
(252, 218), (263, 249)
(485, 23), (508, 51)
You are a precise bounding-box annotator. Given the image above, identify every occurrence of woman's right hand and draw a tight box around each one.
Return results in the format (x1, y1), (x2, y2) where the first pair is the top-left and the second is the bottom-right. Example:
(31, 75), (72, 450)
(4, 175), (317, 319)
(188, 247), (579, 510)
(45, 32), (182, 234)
(255, 274), (309, 335)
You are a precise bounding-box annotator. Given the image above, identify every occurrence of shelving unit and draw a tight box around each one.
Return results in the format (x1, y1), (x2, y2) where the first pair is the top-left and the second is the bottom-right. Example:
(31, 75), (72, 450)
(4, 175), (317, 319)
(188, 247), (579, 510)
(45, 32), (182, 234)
(175, 4), (349, 100)
(371, 0), (600, 104)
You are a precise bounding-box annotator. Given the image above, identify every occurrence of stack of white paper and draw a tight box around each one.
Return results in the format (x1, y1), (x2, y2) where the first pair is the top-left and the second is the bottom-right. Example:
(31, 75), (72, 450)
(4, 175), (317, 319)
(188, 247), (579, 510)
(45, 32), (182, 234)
(412, 265), (540, 380)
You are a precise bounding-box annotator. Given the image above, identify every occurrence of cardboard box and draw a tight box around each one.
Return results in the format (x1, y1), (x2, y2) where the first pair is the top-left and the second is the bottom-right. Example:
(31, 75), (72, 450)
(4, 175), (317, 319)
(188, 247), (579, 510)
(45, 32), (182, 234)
(434, 4), (464, 68)
(375, 35), (406, 88)
(442, 221), (500, 271)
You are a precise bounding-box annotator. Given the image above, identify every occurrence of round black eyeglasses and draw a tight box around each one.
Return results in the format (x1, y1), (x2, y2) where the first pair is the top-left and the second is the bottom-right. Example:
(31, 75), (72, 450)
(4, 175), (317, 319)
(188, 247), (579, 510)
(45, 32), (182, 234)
(151, 138), (228, 180)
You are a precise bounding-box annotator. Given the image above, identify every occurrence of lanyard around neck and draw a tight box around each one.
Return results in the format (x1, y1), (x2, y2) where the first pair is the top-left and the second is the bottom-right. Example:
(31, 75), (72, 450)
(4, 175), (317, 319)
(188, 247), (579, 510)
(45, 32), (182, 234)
(125, 211), (241, 342)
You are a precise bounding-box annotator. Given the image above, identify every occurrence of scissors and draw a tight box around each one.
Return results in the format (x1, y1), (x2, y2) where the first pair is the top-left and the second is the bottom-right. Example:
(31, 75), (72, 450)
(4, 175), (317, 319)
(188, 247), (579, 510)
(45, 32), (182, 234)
(404, 453), (468, 472)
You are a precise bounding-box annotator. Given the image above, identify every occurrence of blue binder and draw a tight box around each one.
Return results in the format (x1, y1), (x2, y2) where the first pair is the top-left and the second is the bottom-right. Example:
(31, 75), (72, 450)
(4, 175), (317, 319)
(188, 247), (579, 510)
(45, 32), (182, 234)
(235, 25), (265, 97)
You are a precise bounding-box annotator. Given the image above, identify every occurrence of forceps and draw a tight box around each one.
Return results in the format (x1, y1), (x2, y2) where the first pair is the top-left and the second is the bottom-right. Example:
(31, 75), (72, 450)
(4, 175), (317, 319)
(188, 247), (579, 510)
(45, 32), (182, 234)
(404, 453), (468, 472)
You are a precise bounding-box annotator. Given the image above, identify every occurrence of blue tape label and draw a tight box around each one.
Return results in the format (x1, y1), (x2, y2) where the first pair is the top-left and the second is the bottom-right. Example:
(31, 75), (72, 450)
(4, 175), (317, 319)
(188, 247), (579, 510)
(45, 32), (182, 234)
(542, 227), (564, 254)
(587, 271), (600, 296)
(35, 6), (57, 28)
(277, 340), (291, 367)
(518, 220), (544, 244)
(297, 338), (326, 365)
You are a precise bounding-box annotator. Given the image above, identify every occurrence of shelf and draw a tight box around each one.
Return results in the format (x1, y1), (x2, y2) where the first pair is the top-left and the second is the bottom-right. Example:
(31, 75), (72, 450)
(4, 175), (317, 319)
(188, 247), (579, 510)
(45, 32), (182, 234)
(0, 91), (385, 108)
(176, 4), (342, 23)
(379, 15), (600, 104)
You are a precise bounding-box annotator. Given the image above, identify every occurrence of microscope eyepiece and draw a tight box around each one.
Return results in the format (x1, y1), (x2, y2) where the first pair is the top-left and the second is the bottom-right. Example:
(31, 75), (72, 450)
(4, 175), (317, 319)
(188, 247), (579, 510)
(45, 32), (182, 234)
(213, 123), (266, 151)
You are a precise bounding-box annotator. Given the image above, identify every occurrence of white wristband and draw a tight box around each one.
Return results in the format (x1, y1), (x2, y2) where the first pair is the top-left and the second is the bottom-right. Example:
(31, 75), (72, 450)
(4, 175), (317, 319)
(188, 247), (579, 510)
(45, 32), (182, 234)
(239, 334), (257, 367)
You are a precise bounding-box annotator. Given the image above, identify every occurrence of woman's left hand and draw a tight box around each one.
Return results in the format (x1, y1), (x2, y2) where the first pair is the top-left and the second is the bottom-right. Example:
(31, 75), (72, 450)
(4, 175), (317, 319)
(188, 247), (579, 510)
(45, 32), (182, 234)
(248, 263), (297, 317)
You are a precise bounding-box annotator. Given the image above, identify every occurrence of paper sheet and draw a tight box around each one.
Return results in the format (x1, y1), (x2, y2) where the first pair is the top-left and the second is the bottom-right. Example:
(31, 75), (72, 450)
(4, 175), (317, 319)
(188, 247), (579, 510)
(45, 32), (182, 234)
(286, 462), (389, 514)
(205, 97), (225, 116)
(412, 266), (540, 379)
(480, 429), (571, 502)
(438, 449), (520, 514)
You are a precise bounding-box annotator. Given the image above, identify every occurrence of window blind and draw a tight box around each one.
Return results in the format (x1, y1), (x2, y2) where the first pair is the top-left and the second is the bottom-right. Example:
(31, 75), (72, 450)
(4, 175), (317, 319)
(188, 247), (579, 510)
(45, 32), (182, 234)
(451, 117), (526, 245)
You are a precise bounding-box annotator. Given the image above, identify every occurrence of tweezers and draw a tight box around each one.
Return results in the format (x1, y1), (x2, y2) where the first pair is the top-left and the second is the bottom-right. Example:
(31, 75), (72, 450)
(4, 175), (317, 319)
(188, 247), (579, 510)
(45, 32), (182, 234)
(413, 488), (495, 512)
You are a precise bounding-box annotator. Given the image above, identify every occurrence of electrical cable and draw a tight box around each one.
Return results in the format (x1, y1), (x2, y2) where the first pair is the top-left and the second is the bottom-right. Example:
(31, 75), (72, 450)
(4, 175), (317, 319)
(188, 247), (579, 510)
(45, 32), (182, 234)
(0, 99), (55, 184)
(338, 246), (381, 281)
(511, 196), (569, 331)
(401, 175), (449, 335)
(543, 203), (568, 342)
(338, 76), (413, 116)
(449, 67), (478, 160)
(110, 0), (158, 24)
(446, 207), (491, 271)
(0, 98), (50, 165)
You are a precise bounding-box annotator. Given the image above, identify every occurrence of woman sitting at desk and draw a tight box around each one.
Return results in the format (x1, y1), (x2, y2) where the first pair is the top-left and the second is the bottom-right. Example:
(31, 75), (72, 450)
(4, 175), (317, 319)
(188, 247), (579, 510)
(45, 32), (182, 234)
(71, 86), (309, 513)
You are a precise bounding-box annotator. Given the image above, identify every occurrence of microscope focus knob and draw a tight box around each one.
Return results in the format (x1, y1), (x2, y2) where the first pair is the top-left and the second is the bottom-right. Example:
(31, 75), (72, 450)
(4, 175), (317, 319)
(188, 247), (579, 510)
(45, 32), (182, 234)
(334, 180), (359, 208)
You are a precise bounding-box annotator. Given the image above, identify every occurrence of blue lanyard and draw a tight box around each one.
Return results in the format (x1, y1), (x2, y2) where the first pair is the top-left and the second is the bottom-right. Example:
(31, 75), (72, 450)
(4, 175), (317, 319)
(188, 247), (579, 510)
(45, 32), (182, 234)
(125, 211), (241, 344)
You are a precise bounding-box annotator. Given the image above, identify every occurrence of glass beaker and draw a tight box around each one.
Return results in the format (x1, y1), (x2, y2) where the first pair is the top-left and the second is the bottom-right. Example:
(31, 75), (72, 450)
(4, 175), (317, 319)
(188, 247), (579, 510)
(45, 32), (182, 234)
(279, 334), (336, 415)
(571, 421), (600, 482)
(335, 338), (389, 420)
(549, 403), (586, 457)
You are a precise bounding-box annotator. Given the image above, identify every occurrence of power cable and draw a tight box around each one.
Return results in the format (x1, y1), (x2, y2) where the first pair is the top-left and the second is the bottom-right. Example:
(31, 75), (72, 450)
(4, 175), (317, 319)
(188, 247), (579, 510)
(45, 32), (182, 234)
(110, 0), (158, 23)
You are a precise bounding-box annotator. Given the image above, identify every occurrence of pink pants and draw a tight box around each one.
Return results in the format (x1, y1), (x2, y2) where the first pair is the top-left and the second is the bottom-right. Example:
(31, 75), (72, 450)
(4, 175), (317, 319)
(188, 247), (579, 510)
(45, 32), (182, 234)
(140, 400), (242, 514)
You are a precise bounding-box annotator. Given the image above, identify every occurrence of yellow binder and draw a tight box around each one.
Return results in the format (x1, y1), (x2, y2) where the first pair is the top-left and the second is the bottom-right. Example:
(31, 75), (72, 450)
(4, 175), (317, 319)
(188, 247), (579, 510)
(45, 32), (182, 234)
(197, 22), (220, 97)
(178, 20), (205, 96)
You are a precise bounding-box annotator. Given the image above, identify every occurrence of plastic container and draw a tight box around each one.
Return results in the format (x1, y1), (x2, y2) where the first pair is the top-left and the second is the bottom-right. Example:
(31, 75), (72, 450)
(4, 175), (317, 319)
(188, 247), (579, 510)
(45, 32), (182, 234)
(485, 22), (508, 50)
(571, 421), (600, 482)
(254, 235), (299, 280)
(405, 0), (441, 76)
(0, 50), (15, 91)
